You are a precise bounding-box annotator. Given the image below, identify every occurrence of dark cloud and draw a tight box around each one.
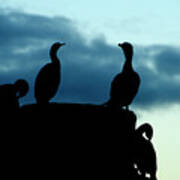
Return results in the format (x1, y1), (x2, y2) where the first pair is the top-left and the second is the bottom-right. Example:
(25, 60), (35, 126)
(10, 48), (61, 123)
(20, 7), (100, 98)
(134, 46), (180, 108)
(0, 9), (180, 109)
(153, 46), (180, 76)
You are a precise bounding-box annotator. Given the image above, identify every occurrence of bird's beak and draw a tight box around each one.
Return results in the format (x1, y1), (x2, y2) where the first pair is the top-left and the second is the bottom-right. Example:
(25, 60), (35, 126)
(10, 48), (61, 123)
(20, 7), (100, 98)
(60, 43), (66, 46)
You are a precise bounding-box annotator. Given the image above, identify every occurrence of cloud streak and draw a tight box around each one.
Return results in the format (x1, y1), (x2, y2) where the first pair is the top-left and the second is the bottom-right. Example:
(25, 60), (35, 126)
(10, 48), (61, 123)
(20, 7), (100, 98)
(0, 9), (180, 109)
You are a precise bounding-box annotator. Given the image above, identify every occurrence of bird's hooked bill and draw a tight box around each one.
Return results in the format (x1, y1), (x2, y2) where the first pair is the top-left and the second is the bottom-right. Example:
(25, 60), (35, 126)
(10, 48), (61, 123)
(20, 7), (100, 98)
(60, 42), (66, 46)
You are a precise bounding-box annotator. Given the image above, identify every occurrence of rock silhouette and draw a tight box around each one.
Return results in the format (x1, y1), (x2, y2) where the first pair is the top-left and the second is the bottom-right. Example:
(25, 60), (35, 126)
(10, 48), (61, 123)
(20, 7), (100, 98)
(106, 42), (140, 109)
(10, 104), (156, 180)
(34, 42), (65, 104)
(19, 104), (138, 179)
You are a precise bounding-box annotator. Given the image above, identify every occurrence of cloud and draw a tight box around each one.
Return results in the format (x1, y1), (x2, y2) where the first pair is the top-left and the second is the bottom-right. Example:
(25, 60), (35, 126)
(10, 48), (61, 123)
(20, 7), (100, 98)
(134, 45), (180, 108)
(0, 9), (180, 109)
(153, 46), (180, 76)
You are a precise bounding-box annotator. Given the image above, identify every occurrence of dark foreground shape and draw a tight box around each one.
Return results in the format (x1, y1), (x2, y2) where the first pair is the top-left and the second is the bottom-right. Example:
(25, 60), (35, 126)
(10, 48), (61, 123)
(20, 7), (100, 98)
(2, 103), (157, 179)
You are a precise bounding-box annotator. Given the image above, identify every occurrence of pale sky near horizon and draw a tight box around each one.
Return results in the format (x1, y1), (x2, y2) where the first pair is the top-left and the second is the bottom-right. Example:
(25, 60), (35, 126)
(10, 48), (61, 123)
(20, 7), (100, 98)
(0, 1), (180, 180)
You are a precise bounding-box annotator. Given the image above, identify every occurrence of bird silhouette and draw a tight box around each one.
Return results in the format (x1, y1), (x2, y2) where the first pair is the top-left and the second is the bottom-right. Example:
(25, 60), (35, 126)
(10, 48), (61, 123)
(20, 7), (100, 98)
(133, 123), (157, 180)
(35, 42), (65, 104)
(14, 79), (29, 99)
(0, 79), (29, 111)
(105, 42), (140, 109)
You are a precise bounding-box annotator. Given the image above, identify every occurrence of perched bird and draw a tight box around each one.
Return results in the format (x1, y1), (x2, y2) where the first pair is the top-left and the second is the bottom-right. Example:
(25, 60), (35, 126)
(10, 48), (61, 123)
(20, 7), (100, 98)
(35, 42), (65, 104)
(0, 79), (29, 111)
(105, 42), (140, 109)
(133, 123), (157, 180)
(14, 79), (29, 99)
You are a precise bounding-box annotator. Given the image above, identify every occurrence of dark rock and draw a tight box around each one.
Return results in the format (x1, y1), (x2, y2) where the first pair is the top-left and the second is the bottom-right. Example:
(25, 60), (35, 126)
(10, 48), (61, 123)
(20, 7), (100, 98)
(2, 103), (137, 179)
(2, 103), (157, 180)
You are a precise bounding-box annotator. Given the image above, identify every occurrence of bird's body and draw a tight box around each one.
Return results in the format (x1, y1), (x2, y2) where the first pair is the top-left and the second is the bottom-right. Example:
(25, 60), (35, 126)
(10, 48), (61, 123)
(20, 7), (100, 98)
(35, 42), (65, 104)
(35, 61), (60, 103)
(110, 70), (140, 108)
(107, 42), (140, 109)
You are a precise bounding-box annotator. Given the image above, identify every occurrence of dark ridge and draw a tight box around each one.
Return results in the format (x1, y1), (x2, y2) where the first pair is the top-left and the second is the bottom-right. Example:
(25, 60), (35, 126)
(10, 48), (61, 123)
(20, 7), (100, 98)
(2, 103), (157, 179)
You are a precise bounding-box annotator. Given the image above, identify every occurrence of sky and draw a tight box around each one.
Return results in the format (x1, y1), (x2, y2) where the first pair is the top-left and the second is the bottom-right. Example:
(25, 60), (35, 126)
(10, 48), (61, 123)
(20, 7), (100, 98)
(0, 0), (180, 179)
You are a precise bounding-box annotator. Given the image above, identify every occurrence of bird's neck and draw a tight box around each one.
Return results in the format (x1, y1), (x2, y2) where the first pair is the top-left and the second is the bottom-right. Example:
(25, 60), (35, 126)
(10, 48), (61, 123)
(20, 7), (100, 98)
(50, 49), (59, 63)
(122, 53), (133, 72)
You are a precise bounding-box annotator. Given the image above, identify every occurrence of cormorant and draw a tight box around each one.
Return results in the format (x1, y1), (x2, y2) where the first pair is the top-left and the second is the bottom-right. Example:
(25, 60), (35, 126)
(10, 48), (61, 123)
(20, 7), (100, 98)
(133, 123), (157, 180)
(14, 79), (29, 99)
(34, 42), (65, 104)
(0, 79), (29, 111)
(105, 42), (140, 109)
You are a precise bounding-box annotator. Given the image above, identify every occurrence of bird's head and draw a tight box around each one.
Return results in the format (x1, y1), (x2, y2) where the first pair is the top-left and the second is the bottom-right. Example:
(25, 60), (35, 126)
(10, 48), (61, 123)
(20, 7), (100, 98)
(14, 79), (29, 99)
(51, 42), (66, 52)
(118, 42), (133, 59)
(142, 123), (153, 140)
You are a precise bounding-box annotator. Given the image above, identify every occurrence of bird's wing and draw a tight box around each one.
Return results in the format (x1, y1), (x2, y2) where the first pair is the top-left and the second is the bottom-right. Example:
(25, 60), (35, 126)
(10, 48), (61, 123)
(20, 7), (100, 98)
(35, 63), (60, 102)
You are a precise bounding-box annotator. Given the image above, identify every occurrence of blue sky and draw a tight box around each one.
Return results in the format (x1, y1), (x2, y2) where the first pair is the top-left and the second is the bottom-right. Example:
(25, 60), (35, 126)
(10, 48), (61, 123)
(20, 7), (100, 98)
(2, 0), (180, 46)
(0, 1), (180, 179)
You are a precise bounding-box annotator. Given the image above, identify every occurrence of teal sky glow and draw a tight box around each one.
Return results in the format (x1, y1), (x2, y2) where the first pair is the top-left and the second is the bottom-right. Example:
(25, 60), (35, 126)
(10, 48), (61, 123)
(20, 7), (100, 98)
(2, 0), (180, 45)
